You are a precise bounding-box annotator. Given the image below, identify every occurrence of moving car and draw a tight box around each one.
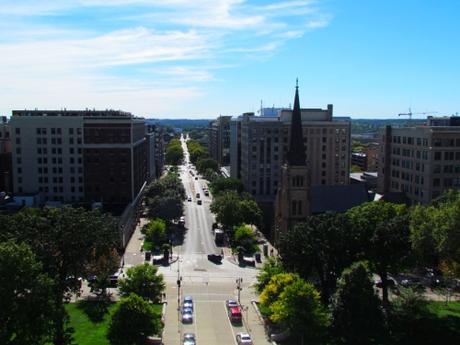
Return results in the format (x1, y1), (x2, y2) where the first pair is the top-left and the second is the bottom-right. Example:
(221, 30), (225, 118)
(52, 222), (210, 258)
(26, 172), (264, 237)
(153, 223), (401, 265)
(183, 333), (196, 345)
(178, 216), (185, 227)
(197, 199), (202, 205)
(187, 196), (192, 202)
(204, 190), (209, 196)
(182, 307), (193, 323)
(226, 299), (238, 309)
(228, 306), (242, 324)
(236, 333), (252, 345)
(207, 253), (223, 263)
(183, 296), (193, 310)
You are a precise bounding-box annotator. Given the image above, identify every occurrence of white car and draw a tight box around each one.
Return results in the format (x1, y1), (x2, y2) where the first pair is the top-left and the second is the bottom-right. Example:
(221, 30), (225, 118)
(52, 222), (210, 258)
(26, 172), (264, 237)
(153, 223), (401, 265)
(236, 333), (252, 345)
(183, 332), (196, 345)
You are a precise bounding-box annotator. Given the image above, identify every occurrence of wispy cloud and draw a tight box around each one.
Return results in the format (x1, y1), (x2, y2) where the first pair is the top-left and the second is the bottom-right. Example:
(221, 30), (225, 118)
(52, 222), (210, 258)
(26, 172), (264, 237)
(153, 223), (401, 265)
(0, 0), (332, 116)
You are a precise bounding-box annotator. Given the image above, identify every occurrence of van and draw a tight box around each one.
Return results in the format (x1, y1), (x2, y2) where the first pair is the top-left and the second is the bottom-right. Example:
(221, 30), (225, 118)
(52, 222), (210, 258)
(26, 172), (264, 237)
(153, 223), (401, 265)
(228, 306), (242, 324)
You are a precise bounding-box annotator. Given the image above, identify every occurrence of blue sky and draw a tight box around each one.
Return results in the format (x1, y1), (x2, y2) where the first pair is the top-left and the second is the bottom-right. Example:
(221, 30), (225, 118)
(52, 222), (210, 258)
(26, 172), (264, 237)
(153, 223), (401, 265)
(0, 0), (459, 119)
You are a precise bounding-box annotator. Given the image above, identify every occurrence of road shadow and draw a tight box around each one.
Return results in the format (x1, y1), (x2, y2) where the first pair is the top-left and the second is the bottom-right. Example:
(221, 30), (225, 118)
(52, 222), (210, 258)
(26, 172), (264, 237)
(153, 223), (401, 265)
(169, 224), (185, 246)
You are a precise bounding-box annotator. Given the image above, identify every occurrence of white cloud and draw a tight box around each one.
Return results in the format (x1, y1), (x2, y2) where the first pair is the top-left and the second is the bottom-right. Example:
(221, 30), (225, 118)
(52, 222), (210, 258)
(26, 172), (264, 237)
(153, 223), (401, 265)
(0, 0), (332, 116)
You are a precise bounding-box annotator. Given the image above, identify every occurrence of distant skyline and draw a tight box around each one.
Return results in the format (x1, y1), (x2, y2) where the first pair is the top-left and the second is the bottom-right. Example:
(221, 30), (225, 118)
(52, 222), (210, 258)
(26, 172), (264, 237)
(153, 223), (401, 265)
(1, 0), (459, 119)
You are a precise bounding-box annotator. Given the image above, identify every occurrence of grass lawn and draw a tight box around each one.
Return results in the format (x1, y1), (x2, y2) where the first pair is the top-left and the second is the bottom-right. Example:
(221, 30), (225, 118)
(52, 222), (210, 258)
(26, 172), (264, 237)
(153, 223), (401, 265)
(65, 300), (163, 345)
(427, 300), (460, 318)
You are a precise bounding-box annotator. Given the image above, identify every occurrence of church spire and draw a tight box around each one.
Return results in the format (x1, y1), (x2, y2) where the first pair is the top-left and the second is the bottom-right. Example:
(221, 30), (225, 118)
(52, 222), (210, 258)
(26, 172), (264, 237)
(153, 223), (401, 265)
(287, 79), (306, 166)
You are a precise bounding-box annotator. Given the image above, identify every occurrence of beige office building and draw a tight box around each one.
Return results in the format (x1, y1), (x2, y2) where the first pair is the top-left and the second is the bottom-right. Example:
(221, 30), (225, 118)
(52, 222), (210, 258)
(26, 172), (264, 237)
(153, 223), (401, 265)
(9, 109), (148, 206)
(378, 116), (460, 204)
(232, 105), (351, 203)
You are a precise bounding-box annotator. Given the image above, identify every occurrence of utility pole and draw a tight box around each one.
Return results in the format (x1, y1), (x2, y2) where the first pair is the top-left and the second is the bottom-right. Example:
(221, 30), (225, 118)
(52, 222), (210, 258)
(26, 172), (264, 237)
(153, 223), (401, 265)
(236, 277), (243, 304)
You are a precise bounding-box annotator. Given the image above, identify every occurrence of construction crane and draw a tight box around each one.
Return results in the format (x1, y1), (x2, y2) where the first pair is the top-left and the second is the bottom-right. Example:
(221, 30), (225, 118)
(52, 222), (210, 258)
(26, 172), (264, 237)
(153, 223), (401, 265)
(398, 108), (437, 121)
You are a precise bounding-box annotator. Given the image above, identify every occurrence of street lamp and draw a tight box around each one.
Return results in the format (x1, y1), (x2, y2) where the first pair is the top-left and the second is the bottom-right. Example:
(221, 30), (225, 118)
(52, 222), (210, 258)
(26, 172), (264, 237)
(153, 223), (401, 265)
(236, 277), (243, 304)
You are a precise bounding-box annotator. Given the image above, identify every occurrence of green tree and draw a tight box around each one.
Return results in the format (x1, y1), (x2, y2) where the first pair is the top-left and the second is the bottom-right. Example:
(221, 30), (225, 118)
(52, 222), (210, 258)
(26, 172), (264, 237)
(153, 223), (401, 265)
(270, 279), (329, 345)
(87, 248), (120, 300)
(108, 293), (162, 345)
(4, 207), (120, 345)
(196, 158), (218, 175)
(347, 201), (411, 305)
(144, 219), (167, 246)
(118, 264), (165, 303)
(165, 138), (183, 165)
(255, 257), (284, 293)
(279, 212), (357, 303)
(388, 287), (433, 345)
(331, 262), (385, 345)
(210, 190), (243, 229)
(410, 205), (439, 267)
(210, 177), (244, 195)
(146, 195), (183, 223)
(187, 139), (209, 164)
(0, 241), (55, 345)
(239, 199), (262, 227)
(233, 224), (259, 256)
(259, 273), (300, 316)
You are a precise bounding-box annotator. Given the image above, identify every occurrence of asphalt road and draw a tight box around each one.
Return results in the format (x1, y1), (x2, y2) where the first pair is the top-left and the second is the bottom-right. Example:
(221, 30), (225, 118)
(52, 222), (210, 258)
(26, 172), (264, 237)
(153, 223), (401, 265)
(161, 135), (271, 345)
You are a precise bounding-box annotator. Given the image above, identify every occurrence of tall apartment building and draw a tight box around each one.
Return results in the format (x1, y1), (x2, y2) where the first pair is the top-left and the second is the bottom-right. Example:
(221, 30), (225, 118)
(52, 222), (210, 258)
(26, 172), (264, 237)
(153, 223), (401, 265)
(231, 105), (351, 203)
(0, 117), (13, 192)
(378, 116), (460, 204)
(209, 115), (232, 166)
(9, 109), (149, 207)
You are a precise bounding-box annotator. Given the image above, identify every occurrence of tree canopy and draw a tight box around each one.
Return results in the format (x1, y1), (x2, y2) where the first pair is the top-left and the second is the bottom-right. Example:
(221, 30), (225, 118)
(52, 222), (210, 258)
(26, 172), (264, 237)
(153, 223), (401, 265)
(233, 224), (259, 256)
(165, 138), (183, 165)
(0, 241), (55, 345)
(118, 264), (165, 303)
(209, 177), (244, 195)
(279, 212), (357, 303)
(108, 293), (162, 345)
(331, 262), (384, 345)
(0, 207), (120, 345)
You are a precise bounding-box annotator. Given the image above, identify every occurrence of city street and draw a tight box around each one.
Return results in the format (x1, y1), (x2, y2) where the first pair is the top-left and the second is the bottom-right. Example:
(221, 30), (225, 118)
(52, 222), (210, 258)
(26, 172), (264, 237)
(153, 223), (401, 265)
(160, 135), (272, 345)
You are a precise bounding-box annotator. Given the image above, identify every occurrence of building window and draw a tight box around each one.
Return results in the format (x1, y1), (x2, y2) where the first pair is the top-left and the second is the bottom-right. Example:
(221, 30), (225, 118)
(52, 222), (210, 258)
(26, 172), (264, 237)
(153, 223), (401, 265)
(15, 127), (20, 135)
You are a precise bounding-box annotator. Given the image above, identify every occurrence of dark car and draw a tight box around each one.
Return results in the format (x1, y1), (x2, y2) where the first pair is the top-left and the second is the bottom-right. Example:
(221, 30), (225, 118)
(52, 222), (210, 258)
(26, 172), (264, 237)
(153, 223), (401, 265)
(207, 253), (223, 263)
(400, 277), (425, 291)
(376, 278), (396, 288)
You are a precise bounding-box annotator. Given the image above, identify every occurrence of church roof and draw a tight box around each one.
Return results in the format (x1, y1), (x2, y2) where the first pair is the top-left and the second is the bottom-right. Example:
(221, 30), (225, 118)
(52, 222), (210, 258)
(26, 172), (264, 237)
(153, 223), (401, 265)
(311, 184), (371, 214)
(287, 80), (307, 166)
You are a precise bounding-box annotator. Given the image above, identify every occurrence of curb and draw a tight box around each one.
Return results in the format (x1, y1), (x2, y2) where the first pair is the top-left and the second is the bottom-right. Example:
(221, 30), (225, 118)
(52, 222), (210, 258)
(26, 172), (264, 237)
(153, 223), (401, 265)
(251, 300), (278, 345)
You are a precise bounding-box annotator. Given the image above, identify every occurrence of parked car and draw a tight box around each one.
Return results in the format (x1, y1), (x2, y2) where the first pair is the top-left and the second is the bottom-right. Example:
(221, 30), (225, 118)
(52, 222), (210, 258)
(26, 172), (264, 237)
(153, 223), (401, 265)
(228, 306), (242, 324)
(182, 307), (193, 323)
(197, 200), (202, 205)
(196, 193), (200, 198)
(187, 196), (192, 202)
(179, 216), (185, 227)
(195, 176), (198, 180)
(236, 333), (252, 345)
(183, 296), (193, 310)
(226, 299), (238, 309)
(204, 190), (209, 196)
(375, 278), (396, 289)
(183, 333), (196, 345)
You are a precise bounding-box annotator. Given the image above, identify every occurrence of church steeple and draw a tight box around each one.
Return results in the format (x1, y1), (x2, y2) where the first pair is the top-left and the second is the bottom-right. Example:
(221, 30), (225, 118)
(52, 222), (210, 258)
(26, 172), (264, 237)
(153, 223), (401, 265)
(287, 79), (306, 166)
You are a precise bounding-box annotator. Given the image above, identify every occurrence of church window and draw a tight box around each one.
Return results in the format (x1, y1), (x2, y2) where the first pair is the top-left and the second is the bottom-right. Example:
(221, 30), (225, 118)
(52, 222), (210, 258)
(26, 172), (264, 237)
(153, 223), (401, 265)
(292, 201), (297, 215)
